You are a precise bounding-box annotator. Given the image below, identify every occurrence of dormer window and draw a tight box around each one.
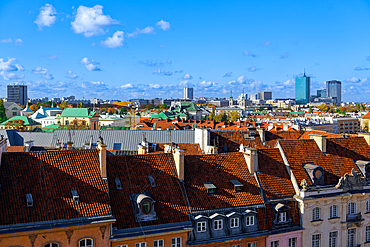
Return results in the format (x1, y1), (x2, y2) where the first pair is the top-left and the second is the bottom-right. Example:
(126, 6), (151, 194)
(115, 177), (122, 190)
(355, 160), (370, 180)
(230, 180), (244, 192)
(203, 182), (216, 194)
(142, 200), (151, 214)
(246, 216), (255, 225)
(71, 190), (79, 203)
(303, 163), (325, 185)
(130, 193), (157, 222)
(278, 212), (287, 222)
(26, 193), (33, 207)
(273, 203), (292, 226)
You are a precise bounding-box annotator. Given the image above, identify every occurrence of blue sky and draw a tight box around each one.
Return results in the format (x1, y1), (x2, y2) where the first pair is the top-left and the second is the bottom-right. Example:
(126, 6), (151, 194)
(1, 0), (370, 102)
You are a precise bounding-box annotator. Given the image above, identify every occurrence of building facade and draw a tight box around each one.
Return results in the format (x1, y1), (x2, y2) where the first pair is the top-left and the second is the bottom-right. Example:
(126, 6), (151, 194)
(295, 74), (310, 105)
(326, 80), (341, 105)
(259, 91), (272, 101)
(7, 84), (27, 105)
(184, 87), (194, 100)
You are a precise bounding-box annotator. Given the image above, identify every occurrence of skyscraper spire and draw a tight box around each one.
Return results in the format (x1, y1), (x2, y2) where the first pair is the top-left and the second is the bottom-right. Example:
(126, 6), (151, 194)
(304, 68), (306, 77)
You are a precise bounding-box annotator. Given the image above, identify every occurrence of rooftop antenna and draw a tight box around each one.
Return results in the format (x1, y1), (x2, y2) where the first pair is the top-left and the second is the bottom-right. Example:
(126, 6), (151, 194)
(304, 68), (306, 77)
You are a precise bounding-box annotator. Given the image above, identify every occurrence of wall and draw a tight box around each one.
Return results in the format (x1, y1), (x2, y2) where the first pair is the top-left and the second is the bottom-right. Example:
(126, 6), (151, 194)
(111, 231), (189, 247)
(266, 230), (303, 247)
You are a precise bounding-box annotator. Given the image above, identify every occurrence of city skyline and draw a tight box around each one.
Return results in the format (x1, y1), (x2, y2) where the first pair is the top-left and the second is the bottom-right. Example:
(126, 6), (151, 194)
(1, 0), (370, 101)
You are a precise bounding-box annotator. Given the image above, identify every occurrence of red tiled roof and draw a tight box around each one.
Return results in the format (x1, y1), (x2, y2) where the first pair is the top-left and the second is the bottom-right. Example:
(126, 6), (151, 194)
(257, 149), (296, 198)
(7, 146), (25, 152)
(326, 137), (370, 160)
(0, 149), (111, 226)
(150, 143), (202, 155)
(107, 153), (190, 230)
(184, 153), (264, 211)
(361, 112), (370, 119)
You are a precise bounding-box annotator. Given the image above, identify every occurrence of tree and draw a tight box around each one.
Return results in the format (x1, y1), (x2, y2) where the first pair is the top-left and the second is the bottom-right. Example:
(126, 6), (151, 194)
(208, 112), (215, 120)
(79, 102), (83, 108)
(120, 107), (127, 114)
(5, 119), (26, 132)
(229, 111), (240, 122)
(30, 104), (38, 112)
(0, 99), (7, 123)
(59, 101), (69, 110)
(308, 106), (313, 114)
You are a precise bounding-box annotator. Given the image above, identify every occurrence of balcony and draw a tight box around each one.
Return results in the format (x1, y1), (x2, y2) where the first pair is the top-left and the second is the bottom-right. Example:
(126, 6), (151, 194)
(346, 212), (362, 223)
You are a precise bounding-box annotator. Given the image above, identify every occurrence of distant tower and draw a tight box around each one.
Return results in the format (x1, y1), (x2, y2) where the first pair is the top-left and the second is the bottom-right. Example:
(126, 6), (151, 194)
(229, 90), (233, 107)
(184, 87), (194, 100)
(326, 80), (341, 105)
(295, 70), (310, 105)
(7, 84), (27, 105)
(239, 89), (246, 110)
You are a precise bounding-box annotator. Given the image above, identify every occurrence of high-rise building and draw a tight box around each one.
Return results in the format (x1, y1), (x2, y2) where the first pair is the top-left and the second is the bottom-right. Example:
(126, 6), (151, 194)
(317, 89), (326, 98)
(295, 72), (310, 105)
(7, 84), (27, 105)
(250, 93), (260, 100)
(259, 91), (272, 100)
(184, 87), (194, 100)
(326, 80), (341, 105)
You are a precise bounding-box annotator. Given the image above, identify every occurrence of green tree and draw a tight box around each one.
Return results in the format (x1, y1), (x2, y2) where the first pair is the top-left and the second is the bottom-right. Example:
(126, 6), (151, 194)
(0, 99), (7, 123)
(308, 106), (313, 114)
(120, 107), (127, 114)
(208, 112), (215, 120)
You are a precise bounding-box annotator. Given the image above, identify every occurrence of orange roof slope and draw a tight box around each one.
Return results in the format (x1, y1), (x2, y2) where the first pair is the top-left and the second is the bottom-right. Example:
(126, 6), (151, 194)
(184, 152), (264, 211)
(361, 112), (370, 119)
(326, 137), (370, 161)
(107, 153), (190, 230)
(7, 146), (25, 152)
(0, 149), (111, 226)
(257, 149), (295, 198)
(150, 143), (202, 155)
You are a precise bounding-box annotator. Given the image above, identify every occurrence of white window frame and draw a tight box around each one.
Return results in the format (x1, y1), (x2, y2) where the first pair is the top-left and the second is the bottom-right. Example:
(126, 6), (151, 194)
(79, 238), (93, 247)
(214, 219), (223, 230)
(330, 205), (337, 218)
(367, 201), (370, 213)
(248, 243), (257, 247)
(348, 202), (356, 215)
(171, 237), (181, 247)
(348, 228), (355, 247)
(154, 240), (164, 247)
(312, 234), (321, 247)
(230, 217), (239, 228)
(197, 221), (206, 232)
(329, 231), (337, 247)
(117, 245), (128, 247)
(44, 244), (60, 247)
(312, 207), (320, 221)
(135, 243), (146, 247)
(246, 215), (255, 226)
(278, 212), (287, 222)
(271, 240), (279, 247)
(366, 226), (370, 242)
(289, 237), (297, 247)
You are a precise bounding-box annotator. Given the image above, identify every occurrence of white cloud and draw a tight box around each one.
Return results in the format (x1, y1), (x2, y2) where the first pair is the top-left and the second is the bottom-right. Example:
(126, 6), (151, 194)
(0, 71), (25, 80)
(156, 20), (171, 30)
(34, 4), (57, 29)
(354, 67), (369, 71)
(47, 55), (57, 59)
(127, 26), (154, 37)
(244, 51), (256, 57)
(71, 5), (119, 37)
(248, 66), (260, 72)
(149, 84), (162, 89)
(120, 83), (135, 89)
(0, 58), (20, 71)
(31, 67), (48, 74)
(15, 64), (24, 71)
(101, 30), (124, 48)
(66, 70), (78, 79)
(223, 72), (232, 77)
(182, 73), (193, 80)
(80, 57), (101, 71)
(262, 41), (271, 46)
(1, 38), (12, 43)
(42, 73), (54, 80)
(15, 39), (22, 44)
(198, 81), (215, 88)
(345, 77), (360, 83)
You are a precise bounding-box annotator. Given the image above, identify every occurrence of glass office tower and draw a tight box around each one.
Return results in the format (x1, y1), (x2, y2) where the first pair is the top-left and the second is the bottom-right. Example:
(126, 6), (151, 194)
(295, 73), (310, 105)
(326, 80), (341, 105)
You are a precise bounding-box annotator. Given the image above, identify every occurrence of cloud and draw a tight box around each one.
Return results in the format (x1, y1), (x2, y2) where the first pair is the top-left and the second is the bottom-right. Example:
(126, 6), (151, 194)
(80, 57), (101, 71)
(1, 38), (12, 43)
(166, 60), (172, 64)
(280, 52), (289, 59)
(34, 4), (57, 29)
(345, 77), (360, 83)
(0, 58), (20, 71)
(223, 72), (232, 77)
(139, 59), (163, 67)
(127, 26), (155, 37)
(66, 70), (78, 79)
(174, 70), (183, 73)
(262, 41), (271, 46)
(248, 66), (261, 72)
(15, 64), (24, 71)
(120, 83), (136, 89)
(0, 71), (25, 80)
(71, 5), (119, 37)
(42, 73), (54, 80)
(243, 51), (257, 57)
(156, 20), (171, 30)
(47, 55), (57, 59)
(198, 80), (215, 88)
(182, 73), (193, 80)
(31, 67), (48, 74)
(15, 39), (22, 44)
(101, 30), (124, 48)
(366, 56), (370, 61)
(152, 68), (173, 76)
(163, 71), (173, 76)
(150, 84), (163, 89)
(354, 67), (369, 71)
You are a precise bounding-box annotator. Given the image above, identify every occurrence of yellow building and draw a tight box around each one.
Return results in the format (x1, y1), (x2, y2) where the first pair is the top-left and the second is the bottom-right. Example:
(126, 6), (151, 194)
(0, 116), (41, 131)
(55, 108), (100, 130)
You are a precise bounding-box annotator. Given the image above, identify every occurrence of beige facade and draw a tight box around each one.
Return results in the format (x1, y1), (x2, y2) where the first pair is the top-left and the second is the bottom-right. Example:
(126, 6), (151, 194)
(4, 102), (22, 119)
(334, 118), (360, 134)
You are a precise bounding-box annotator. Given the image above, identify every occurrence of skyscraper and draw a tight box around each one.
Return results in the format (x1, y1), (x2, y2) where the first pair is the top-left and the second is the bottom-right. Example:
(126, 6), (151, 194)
(326, 80), (341, 105)
(295, 72), (310, 105)
(259, 91), (272, 100)
(184, 87), (194, 100)
(7, 84), (27, 105)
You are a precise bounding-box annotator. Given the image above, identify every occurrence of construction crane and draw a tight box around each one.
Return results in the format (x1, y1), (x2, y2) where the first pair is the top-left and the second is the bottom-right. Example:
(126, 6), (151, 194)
(113, 101), (138, 130)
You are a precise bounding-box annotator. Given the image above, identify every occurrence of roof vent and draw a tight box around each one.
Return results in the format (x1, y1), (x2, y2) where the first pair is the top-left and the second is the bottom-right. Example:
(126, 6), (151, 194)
(230, 179), (244, 192)
(71, 190), (79, 203)
(26, 193), (33, 207)
(148, 175), (156, 187)
(115, 177), (122, 190)
(203, 182), (216, 194)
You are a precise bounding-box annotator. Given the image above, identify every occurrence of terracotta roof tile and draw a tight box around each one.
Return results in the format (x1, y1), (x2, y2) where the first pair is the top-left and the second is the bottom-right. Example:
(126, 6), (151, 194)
(6, 146), (25, 152)
(150, 143), (202, 155)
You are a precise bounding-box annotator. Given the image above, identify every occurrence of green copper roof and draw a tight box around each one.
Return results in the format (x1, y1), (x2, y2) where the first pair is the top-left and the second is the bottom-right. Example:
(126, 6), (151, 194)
(0, 116), (41, 126)
(61, 108), (96, 118)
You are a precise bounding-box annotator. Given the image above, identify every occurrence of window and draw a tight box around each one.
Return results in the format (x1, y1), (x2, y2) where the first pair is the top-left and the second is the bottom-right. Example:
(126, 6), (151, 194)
(246, 215), (254, 225)
(330, 205), (337, 218)
(44, 244), (59, 247)
(329, 231), (337, 247)
(232, 245), (242, 247)
(366, 226), (370, 242)
(12, 112), (17, 116)
(312, 234), (321, 247)
(117, 245), (128, 247)
(197, 221), (206, 232)
(113, 143), (122, 150)
(248, 243), (256, 247)
(79, 238), (93, 247)
(154, 240), (164, 247)
(135, 243), (146, 247)
(271, 241), (279, 247)
(230, 217), (239, 228)
(367, 201), (370, 213)
(312, 207), (320, 221)
(348, 203), (356, 215)
(348, 228), (355, 247)
(214, 219), (223, 230)
(142, 201), (151, 214)
(171, 237), (181, 247)
(278, 212), (287, 222)
(289, 237), (297, 247)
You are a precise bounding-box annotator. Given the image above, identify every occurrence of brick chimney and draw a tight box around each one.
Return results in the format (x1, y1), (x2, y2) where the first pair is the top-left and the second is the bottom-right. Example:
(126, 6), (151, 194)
(257, 127), (265, 144)
(240, 145), (259, 174)
(309, 134), (327, 153)
(66, 141), (73, 150)
(172, 148), (184, 180)
(97, 141), (107, 178)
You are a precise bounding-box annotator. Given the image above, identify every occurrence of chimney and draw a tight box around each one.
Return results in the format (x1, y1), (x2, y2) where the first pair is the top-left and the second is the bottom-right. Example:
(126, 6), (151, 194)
(358, 133), (370, 147)
(97, 140), (107, 178)
(257, 127), (265, 144)
(138, 144), (147, 154)
(309, 134), (327, 153)
(24, 140), (34, 152)
(66, 141), (73, 150)
(206, 145), (218, 154)
(172, 148), (184, 180)
(240, 146), (259, 174)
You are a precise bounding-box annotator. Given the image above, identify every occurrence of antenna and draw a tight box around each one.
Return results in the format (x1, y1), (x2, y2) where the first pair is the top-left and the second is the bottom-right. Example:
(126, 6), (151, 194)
(304, 68), (306, 77)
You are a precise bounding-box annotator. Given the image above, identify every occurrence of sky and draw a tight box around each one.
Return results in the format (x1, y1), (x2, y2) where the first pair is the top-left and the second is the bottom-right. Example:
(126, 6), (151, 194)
(1, 0), (370, 102)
